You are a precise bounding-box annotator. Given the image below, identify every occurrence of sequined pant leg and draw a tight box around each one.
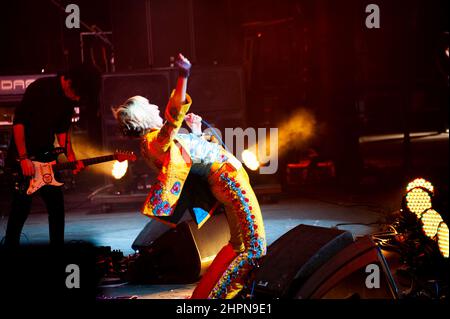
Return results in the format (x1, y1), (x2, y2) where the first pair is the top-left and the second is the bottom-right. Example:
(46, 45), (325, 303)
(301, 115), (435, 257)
(206, 164), (267, 299)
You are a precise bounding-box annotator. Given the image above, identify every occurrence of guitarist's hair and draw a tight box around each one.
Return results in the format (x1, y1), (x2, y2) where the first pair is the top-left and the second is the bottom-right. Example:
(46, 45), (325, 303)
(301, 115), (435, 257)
(112, 96), (163, 137)
(60, 63), (102, 105)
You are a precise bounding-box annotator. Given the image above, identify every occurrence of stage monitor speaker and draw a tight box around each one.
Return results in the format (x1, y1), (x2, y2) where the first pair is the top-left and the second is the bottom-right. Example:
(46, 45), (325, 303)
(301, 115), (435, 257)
(132, 219), (173, 252)
(250, 224), (398, 299)
(252, 224), (355, 298)
(126, 212), (230, 284)
(294, 236), (398, 299)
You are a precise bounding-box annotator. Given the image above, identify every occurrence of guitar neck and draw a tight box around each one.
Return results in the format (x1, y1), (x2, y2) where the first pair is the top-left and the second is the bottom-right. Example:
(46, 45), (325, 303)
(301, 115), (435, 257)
(53, 155), (115, 171)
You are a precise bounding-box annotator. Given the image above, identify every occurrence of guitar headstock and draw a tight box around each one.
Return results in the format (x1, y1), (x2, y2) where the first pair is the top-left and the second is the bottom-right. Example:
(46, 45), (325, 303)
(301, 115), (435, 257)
(114, 150), (137, 162)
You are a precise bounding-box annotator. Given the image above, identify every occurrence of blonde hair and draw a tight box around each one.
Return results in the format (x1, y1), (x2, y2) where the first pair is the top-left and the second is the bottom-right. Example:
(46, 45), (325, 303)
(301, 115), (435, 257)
(112, 96), (163, 136)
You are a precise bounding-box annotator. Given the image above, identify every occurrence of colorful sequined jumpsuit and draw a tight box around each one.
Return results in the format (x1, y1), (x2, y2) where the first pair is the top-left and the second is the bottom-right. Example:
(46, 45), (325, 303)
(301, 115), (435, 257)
(141, 94), (266, 299)
(182, 133), (267, 299)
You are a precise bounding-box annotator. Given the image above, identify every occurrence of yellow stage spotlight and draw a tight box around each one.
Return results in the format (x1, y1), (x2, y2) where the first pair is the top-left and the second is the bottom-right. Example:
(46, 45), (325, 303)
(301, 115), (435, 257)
(420, 209), (443, 238)
(407, 178), (434, 194)
(405, 188), (433, 217)
(400, 177), (448, 259)
(437, 222), (449, 258)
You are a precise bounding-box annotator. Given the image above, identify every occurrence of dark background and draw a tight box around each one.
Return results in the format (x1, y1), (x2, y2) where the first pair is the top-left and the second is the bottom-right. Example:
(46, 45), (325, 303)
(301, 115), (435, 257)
(0, 2), (448, 301)
(0, 0), (448, 185)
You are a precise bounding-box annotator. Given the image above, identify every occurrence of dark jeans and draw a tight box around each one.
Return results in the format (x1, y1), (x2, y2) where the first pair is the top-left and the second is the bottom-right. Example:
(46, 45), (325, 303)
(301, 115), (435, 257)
(4, 186), (65, 247)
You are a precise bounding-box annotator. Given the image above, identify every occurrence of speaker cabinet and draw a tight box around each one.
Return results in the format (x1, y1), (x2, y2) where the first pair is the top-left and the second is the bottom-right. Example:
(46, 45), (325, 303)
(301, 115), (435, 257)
(295, 236), (398, 299)
(252, 224), (355, 298)
(187, 66), (247, 131)
(250, 224), (398, 299)
(127, 212), (230, 284)
(131, 218), (173, 252)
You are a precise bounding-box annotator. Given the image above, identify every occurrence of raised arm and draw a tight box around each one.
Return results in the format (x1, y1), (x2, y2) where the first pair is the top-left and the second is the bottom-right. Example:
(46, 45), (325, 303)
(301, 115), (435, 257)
(156, 54), (192, 152)
(171, 54), (190, 106)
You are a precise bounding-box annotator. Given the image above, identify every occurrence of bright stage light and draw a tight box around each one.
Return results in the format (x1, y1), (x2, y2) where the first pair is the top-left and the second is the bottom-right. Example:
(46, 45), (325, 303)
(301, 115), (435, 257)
(406, 178), (434, 194)
(242, 149), (260, 171)
(405, 187), (433, 217)
(112, 160), (128, 179)
(420, 209), (443, 238)
(437, 222), (449, 258)
(400, 177), (448, 259)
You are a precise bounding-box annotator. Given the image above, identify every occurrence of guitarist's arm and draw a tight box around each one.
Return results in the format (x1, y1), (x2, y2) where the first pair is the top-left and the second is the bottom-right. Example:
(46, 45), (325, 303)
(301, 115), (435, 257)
(56, 132), (84, 174)
(13, 124), (35, 176)
(12, 80), (37, 177)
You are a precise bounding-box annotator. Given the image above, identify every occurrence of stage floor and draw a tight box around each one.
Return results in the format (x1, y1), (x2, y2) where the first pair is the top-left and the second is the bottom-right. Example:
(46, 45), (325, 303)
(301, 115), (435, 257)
(0, 193), (389, 299)
(0, 132), (447, 299)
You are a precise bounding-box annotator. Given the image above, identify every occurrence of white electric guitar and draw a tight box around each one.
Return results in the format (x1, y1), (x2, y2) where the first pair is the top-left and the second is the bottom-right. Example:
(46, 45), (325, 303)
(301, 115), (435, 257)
(11, 148), (136, 195)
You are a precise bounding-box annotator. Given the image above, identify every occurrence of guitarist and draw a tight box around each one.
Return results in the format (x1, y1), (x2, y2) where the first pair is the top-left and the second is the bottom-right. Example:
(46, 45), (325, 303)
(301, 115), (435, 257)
(3, 64), (101, 247)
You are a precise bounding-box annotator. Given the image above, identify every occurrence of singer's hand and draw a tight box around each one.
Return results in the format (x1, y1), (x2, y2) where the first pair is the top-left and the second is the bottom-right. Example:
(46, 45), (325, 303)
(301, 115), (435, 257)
(176, 53), (192, 78)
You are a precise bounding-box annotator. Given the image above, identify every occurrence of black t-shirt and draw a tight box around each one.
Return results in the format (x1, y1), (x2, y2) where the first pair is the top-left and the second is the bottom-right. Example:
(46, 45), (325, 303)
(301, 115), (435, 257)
(7, 76), (76, 166)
